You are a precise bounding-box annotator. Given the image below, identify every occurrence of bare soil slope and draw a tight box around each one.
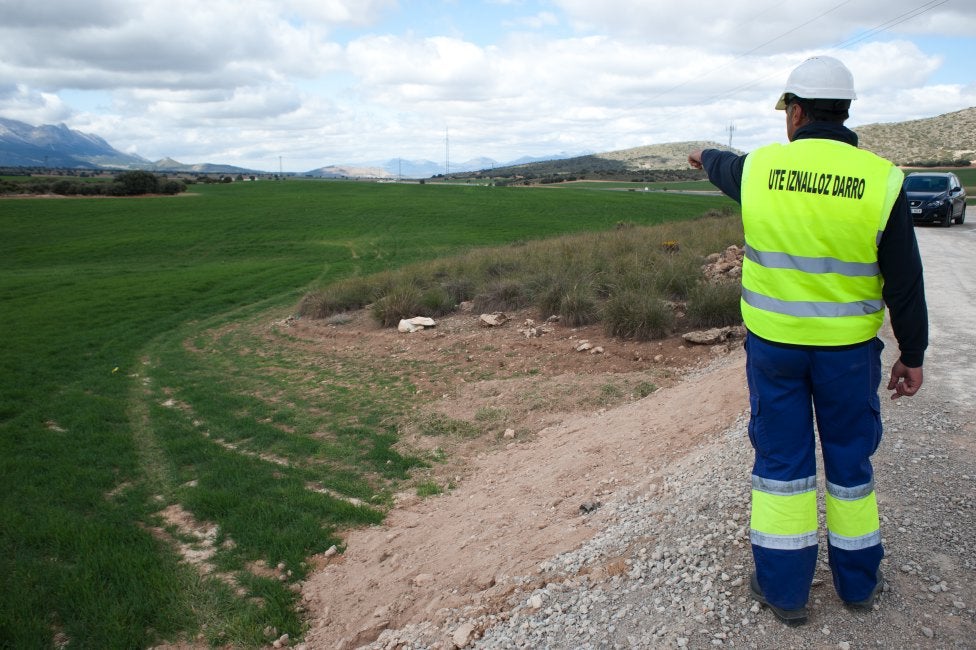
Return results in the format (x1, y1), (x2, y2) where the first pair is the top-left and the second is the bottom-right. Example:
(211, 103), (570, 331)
(288, 308), (745, 648)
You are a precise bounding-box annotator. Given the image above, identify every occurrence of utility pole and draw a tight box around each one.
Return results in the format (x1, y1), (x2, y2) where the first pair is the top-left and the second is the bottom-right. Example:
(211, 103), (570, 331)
(726, 121), (736, 149)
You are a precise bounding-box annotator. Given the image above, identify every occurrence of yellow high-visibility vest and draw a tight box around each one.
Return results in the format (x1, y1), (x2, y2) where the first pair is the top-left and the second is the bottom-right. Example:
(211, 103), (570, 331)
(740, 138), (904, 346)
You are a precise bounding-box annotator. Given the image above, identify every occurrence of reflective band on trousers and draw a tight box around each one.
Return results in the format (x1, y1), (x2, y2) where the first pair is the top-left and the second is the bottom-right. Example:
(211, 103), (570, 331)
(744, 244), (880, 277)
(742, 287), (884, 318)
(750, 475), (817, 550)
(825, 480), (880, 551)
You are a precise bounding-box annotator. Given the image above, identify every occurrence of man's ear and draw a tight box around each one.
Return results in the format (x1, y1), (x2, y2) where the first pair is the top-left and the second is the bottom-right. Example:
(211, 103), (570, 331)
(788, 102), (807, 128)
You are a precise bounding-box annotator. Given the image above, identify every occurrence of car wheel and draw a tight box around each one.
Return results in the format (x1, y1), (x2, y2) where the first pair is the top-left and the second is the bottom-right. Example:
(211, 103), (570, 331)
(942, 206), (952, 227)
(955, 203), (966, 225)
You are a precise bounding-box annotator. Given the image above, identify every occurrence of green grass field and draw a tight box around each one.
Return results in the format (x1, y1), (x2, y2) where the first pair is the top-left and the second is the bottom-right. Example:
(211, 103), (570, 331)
(551, 180), (719, 192)
(0, 180), (735, 648)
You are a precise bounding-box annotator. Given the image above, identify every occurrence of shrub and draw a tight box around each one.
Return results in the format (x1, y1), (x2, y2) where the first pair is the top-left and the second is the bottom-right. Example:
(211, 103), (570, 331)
(651, 254), (700, 299)
(161, 179), (186, 195)
(299, 275), (384, 318)
(602, 289), (675, 340)
(532, 275), (567, 319)
(686, 281), (743, 328)
(371, 284), (424, 327)
(558, 282), (599, 326)
(473, 278), (528, 312)
(114, 170), (160, 195)
(440, 277), (476, 304)
(51, 179), (74, 195)
(296, 290), (333, 319)
(419, 286), (456, 317)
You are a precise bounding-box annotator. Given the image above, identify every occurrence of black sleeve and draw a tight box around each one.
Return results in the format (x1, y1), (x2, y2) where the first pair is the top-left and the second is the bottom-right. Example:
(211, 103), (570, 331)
(878, 190), (928, 367)
(700, 149), (747, 203)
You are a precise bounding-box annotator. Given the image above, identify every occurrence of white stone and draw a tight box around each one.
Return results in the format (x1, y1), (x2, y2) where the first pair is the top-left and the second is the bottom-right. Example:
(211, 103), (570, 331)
(452, 622), (475, 648)
(682, 327), (733, 345)
(412, 573), (435, 587)
(479, 313), (508, 327)
(398, 317), (436, 333)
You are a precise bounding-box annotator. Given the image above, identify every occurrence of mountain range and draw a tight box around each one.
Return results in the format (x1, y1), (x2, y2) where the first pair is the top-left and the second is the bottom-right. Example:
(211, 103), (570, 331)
(0, 117), (149, 169)
(0, 116), (580, 177)
(1, 107), (973, 177)
(0, 118), (258, 175)
(302, 153), (581, 179)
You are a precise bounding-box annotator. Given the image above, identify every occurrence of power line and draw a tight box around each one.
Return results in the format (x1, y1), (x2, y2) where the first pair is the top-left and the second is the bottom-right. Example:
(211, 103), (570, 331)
(630, 0), (951, 117)
(629, 0), (855, 111)
(693, 0), (951, 107)
(832, 0), (950, 51)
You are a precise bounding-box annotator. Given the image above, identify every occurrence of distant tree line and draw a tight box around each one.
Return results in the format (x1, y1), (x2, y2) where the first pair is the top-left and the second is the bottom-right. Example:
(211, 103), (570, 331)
(0, 171), (188, 196)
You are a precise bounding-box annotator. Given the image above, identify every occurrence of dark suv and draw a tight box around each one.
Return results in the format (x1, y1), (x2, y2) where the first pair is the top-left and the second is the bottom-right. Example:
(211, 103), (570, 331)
(903, 172), (967, 227)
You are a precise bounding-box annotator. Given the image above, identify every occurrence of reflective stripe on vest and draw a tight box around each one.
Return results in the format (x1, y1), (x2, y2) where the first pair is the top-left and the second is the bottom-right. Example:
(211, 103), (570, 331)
(741, 139), (904, 346)
(825, 480), (881, 551)
(750, 474), (818, 550)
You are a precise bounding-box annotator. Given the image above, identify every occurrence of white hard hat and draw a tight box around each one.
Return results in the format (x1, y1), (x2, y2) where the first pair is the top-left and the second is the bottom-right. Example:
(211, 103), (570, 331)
(775, 55), (856, 110)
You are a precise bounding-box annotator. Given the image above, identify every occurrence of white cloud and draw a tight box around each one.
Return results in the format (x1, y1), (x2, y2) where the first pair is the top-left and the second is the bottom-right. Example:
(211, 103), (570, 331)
(553, 0), (976, 50)
(0, 84), (74, 124)
(0, 0), (972, 170)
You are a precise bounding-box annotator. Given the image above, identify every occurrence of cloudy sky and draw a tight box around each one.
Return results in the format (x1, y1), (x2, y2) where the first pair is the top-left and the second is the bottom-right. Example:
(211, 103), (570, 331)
(2, 0), (974, 172)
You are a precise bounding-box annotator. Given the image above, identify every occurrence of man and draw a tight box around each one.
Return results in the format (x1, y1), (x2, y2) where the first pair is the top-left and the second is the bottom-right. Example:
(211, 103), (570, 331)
(688, 55), (927, 626)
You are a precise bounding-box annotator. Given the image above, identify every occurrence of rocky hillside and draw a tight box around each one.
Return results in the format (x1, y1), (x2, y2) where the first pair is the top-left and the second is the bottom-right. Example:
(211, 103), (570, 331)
(855, 106), (976, 166)
(592, 141), (739, 170)
(454, 106), (975, 182)
(453, 141), (735, 183)
(0, 117), (149, 169)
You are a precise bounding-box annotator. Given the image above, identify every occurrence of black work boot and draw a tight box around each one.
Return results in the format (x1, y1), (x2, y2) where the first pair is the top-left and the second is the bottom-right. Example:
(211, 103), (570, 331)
(750, 572), (809, 626)
(843, 569), (884, 611)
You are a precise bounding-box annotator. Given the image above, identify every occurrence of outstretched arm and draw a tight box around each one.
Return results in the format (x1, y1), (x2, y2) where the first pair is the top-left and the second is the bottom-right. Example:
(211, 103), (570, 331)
(688, 148), (746, 203)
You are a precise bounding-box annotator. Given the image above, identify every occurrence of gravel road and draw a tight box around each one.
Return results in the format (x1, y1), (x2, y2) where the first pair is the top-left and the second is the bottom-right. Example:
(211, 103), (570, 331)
(359, 224), (975, 650)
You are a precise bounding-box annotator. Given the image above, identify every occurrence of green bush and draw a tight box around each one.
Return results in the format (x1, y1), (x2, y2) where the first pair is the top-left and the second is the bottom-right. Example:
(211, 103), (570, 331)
(686, 281), (743, 328)
(559, 282), (600, 326)
(602, 289), (675, 339)
(297, 275), (379, 318)
(371, 284), (424, 326)
(651, 254), (701, 299)
(440, 277), (476, 304)
(419, 286), (457, 317)
(473, 278), (529, 312)
(161, 179), (186, 195)
(114, 170), (160, 195)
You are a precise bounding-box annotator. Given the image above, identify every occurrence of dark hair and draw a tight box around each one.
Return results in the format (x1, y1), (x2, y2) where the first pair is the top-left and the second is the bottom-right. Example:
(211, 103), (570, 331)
(784, 93), (850, 123)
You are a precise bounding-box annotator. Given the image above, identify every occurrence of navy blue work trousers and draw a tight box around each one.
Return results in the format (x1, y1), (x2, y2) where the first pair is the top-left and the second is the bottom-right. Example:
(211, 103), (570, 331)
(745, 333), (885, 610)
